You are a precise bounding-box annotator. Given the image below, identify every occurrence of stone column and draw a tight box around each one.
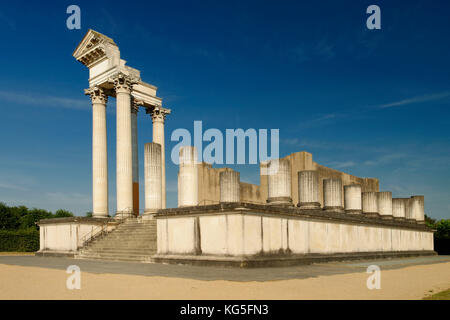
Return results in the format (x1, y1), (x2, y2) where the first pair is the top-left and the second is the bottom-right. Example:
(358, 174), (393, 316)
(410, 195), (425, 224)
(220, 170), (240, 203)
(143, 143), (161, 219)
(149, 107), (170, 209)
(404, 198), (415, 223)
(85, 87), (109, 218)
(297, 170), (320, 209)
(323, 178), (344, 212)
(112, 74), (136, 218)
(178, 146), (198, 207)
(377, 191), (393, 219)
(344, 184), (362, 214)
(131, 101), (139, 216)
(392, 198), (406, 220)
(362, 192), (379, 217)
(267, 159), (293, 206)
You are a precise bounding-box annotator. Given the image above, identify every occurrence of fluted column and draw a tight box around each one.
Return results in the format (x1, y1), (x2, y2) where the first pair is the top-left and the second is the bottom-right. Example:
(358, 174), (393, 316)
(178, 146), (198, 207)
(144, 143), (161, 219)
(267, 159), (292, 206)
(392, 198), (406, 220)
(148, 107), (170, 209)
(131, 101), (139, 216)
(323, 178), (344, 212)
(220, 170), (240, 203)
(112, 74), (136, 218)
(85, 87), (108, 218)
(362, 192), (379, 217)
(411, 195), (425, 224)
(377, 191), (393, 219)
(297, 170), (320, 209)
(404, 198), (415, 222)
(344, 184), (362, 214)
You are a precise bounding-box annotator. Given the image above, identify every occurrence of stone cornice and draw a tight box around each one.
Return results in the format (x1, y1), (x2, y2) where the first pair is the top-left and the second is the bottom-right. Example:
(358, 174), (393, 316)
(155, 202), (433, 232)
(37, 217), (116, 226)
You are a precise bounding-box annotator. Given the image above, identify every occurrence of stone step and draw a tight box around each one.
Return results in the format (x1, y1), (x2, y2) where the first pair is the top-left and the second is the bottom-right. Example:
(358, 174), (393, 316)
(87, 244), (157, 250)
(91, 237), (155, 241)
(101, 234), (157, 239)
(110, 231), (156, 235)
(80, 248), (156, 255)
(88, 241), (157, 247)
(77, 253), (154, 263)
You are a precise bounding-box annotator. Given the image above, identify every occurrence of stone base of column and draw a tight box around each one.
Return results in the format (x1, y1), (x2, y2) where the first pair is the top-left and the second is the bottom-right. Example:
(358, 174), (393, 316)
(142, 211), (157, 220)
(416, 220), (426, 225)
(394, 217), (406, 222)
(323, 206), (344, 213)
(345, 209), (362, 215)
(363, 212), (380, 218)
(406, 218), (417, 224)
(92, 213), (109, 218)
(115, 212), (135, 220)
(297, 202), (321, 209)
(380, 215), (394, 220)
(267, 197), (293, 207)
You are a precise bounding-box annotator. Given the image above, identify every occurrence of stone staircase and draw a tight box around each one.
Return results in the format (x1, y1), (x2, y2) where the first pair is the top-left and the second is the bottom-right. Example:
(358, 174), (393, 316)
(76, 218), (157, 263)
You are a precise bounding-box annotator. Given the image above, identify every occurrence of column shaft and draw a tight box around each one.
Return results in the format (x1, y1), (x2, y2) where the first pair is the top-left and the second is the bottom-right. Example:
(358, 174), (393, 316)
(178, 146), (198, 207)
(114, 76), (135, 218)
(144, 143), (162, 218)
(131, 107), (139, 216)
(411, 195), (425, 224)
(220, 170), (240, 203)
(152, 114), (166, 208)
(323, 178), (344, 212)
(392, 198), (406, 220)
(377, 191), (393, 219)
(86, 87), (108, 218)
(297, 170), (320, 209)
(267, 159), (292, 206)
(362, 192), (378, 217)
(344, 184), (362, 214)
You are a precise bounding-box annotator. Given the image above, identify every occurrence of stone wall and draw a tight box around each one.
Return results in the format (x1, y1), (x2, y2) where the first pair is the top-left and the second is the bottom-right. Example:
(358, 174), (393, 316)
(155, 203), (434, 266)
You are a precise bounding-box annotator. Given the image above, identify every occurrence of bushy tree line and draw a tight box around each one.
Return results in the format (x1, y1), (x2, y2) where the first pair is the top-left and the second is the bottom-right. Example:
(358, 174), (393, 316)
(425, 215), (450, 239)
(0, 202), (74, 231)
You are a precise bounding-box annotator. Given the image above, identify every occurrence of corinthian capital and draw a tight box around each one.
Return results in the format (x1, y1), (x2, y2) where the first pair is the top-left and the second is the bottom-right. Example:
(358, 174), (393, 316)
(84, 86), (108, 105)
(109, 72), (138, 94)
(131, 98), (144, 114)
(146, 106), (171, 124)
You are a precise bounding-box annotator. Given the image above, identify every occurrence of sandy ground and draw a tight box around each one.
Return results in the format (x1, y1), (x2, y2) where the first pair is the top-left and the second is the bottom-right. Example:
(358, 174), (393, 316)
(0, 261), (449, 299)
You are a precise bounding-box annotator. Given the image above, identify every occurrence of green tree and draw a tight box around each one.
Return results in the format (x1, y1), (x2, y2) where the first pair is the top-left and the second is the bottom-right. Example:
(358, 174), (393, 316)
(54, 209), (74, 218)
(19, 208), (53, 230)
(85, 211), (93, 218)
(425, 214), (437, 229)
(0, 202), (21, 230)
(435, 220), (450, 240)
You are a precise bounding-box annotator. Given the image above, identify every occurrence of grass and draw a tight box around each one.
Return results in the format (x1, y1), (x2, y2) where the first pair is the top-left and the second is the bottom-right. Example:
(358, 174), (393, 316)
(424, 288), (450, 300)
(0, 252), (35, 256)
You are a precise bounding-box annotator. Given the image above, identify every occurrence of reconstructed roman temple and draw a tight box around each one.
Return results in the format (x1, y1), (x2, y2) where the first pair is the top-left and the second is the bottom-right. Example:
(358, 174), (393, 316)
(37, 30), (435, 267)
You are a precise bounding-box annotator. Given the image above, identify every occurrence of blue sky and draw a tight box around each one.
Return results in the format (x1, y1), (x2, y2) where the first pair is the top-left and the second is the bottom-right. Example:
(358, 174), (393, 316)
(0, 0), (449, 219)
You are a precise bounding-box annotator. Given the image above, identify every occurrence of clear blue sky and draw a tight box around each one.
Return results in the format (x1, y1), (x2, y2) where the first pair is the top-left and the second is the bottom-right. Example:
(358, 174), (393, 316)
(0, 0), (449, 219)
